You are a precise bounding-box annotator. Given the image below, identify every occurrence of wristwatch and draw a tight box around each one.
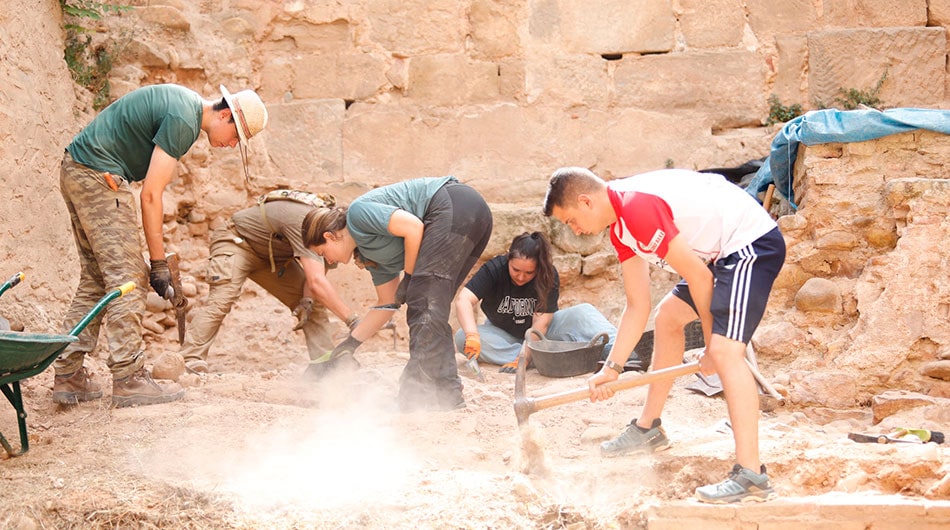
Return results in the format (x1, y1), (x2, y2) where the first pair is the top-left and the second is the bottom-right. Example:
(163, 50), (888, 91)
(603, 359), (624, 375)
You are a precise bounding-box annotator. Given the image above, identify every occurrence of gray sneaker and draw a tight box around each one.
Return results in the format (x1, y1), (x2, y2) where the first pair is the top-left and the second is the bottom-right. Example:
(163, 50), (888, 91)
(600, 418), (670, 457)
(695, 464), (776, 503)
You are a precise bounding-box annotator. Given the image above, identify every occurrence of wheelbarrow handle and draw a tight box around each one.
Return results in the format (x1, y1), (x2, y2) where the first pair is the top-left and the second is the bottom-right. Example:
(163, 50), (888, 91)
(118, 281), (135, 296)
(67, 282), (137, 336)
(0, 271), (25, 298)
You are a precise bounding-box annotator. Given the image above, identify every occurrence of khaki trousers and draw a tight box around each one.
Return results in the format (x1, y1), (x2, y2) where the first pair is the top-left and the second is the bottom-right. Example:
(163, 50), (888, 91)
(179, 225), (334, 363)
(56, 152), (148, 378)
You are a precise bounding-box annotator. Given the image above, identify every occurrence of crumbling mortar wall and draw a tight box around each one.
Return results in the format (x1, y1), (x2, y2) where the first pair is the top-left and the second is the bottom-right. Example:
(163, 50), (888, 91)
(755, 130), (950, 409)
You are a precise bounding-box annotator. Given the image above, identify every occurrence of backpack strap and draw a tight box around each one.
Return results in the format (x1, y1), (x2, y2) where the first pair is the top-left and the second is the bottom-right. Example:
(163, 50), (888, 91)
(256, 190), (337, 272)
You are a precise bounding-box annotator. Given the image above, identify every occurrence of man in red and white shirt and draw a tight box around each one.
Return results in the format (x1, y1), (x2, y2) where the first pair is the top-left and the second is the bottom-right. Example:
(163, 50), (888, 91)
(544, 167), (785, 503)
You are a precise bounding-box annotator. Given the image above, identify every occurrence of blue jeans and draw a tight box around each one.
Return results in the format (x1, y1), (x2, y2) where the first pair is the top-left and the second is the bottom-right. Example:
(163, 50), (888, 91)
(454, 303), (617, 365)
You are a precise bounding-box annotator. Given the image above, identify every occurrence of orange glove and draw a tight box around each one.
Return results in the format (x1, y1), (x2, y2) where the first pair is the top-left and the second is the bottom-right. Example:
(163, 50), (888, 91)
(500, 360), (518, 374)
(463, 333), (481, 361)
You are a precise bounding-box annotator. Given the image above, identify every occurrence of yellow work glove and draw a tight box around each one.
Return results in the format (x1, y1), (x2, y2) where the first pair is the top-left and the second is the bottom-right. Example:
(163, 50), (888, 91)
(463, 333), (481, 361)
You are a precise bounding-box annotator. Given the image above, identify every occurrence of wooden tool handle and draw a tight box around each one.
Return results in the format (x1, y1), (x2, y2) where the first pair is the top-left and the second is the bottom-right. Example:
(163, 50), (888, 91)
(531, 361), (701, 413)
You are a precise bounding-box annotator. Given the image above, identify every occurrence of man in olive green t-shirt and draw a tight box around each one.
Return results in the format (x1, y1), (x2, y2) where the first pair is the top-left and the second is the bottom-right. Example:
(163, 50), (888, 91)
(54, 83), (268, 408)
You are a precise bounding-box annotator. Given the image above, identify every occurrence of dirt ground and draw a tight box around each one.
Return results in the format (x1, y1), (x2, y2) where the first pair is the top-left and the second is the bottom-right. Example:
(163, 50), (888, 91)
(1, 289), (949, 530)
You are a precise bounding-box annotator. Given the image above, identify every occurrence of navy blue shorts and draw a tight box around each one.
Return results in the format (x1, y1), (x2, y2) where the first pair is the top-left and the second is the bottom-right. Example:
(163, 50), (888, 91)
(672, 227), (785, 344)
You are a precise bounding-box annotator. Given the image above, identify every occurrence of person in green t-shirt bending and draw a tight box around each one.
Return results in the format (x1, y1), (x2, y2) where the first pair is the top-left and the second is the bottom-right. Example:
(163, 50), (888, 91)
(54, 83), (268, 408)
(302, 177), (493, 411)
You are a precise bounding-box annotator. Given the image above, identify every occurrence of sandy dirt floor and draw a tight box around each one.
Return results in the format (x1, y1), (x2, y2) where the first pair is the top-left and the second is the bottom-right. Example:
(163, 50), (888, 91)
(1, 292), (949, 529)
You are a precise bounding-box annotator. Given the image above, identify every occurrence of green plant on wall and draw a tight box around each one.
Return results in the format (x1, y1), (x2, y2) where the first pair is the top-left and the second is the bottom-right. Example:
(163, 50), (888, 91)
(815, 70), (889, 111)
(835, 70), (887, 110)
(765, 94), (803, 126)
(59, 0), (131, 110)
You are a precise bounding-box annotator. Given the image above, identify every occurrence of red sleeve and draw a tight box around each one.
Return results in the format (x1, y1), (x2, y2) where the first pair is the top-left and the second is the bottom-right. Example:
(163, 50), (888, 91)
(608, 189), (679, 260)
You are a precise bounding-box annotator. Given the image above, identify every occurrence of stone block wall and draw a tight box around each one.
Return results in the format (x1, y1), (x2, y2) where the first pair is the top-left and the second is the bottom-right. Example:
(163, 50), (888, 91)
(97, 0), (950, 208)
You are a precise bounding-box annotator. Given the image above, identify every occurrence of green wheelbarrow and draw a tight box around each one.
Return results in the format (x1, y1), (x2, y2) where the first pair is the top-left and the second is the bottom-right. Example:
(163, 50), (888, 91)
(0, 275), (135, 457)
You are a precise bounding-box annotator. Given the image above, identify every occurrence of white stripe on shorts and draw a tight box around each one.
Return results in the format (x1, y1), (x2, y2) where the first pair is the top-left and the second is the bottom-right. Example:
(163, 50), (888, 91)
(727, 245), (758, 341)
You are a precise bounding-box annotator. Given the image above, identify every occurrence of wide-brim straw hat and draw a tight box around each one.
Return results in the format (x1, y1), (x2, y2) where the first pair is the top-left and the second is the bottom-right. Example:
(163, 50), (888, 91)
(220, 85), (268, 145)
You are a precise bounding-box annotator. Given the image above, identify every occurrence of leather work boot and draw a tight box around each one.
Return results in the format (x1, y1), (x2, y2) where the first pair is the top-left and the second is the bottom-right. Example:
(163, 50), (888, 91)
(112, 368), (185, 408)
(185, 359), (209, 374)
(52, 367), (102, 405)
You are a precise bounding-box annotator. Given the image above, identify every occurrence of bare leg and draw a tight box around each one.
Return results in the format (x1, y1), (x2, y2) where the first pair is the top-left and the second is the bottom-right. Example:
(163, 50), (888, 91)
(707, 333), (760, 470)
(637, 294), (698, 428)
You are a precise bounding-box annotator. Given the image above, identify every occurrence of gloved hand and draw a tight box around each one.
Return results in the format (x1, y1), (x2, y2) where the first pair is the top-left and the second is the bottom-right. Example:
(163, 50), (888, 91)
(306, 346), (361, 380)
(330, 334), (363, 360)
(500, 360), (518, 374)
(345, 312), (361, 331)
(463, 333), (481, 361)
(148, 259), (172, 299)
(393, 272), (411, 306)
(292, 297), (314, 331)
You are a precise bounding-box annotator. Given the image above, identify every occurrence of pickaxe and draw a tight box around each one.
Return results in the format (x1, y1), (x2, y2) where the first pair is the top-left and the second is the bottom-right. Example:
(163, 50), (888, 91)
(513, 349), (701, 427)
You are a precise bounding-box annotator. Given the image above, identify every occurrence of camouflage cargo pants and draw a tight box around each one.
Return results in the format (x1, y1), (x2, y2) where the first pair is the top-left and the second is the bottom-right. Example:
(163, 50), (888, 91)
(178, 224), (334, 363)
(55, 152), (148, 379)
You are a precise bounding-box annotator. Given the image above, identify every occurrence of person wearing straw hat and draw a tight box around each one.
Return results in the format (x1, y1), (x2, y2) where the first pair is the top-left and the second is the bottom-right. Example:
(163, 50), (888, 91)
(53, 83), (268, 408)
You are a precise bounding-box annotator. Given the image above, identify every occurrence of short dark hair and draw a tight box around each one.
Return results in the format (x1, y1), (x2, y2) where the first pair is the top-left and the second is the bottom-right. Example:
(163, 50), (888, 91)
(213, 97), (234, 123)
(542, 166), (603, 216)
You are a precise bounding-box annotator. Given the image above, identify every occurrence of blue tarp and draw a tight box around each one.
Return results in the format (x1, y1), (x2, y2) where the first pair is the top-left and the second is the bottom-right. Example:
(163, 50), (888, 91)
(747, 108), (950, 208)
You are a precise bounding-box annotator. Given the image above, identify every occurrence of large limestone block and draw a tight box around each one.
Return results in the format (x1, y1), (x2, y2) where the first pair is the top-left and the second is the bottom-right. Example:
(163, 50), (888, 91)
(258, 57), (296, 101)
(289, 52), (388, 100)
(497, 57), (527, 100)
(523, 53), (609, 106)
(746, 0), (819, 36)
(705, 128), (774, 171)
(559, 0), (674, 54)
(469, 0), (524, 58)
(807, 28), (946, 108)
(824, 0), (927, 27)
(596, 108), (715, 177)
(678, 0), (744, 49)
(773, 35), (808, 106)
(266, 99), (345, 185)
(931, 0), (950, 25)
(613, 51), (768, 128)
(342, 103), (600, 203)
(408, 55), (500, 105)
(268, 20), (351, 53)
(528, 0), (560, 40)
(365, 0), (464, 55)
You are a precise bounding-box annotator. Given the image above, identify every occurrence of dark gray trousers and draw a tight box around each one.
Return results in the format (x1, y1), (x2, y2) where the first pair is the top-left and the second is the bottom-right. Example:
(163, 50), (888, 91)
(398, 182), (492, 409)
